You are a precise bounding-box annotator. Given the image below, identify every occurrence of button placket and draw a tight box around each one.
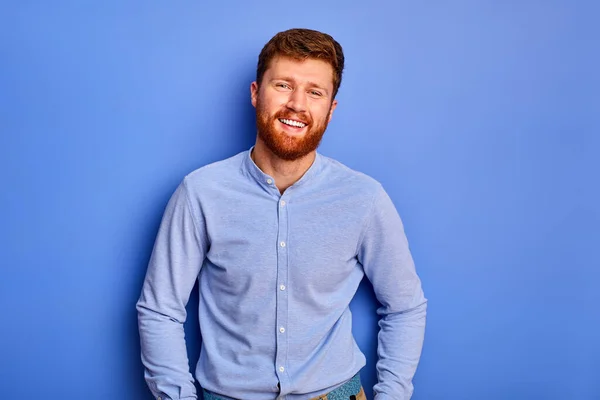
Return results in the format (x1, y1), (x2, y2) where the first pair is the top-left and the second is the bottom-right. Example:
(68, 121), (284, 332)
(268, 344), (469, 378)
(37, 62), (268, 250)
(274, 194), (290, 391)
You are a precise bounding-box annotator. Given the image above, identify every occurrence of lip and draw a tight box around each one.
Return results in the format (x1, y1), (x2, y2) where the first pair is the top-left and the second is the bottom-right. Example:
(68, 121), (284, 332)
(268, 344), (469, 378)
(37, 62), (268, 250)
(279, 117), (308, 125)
(277, 118), (308, 135)
(278, 117), (308, 126)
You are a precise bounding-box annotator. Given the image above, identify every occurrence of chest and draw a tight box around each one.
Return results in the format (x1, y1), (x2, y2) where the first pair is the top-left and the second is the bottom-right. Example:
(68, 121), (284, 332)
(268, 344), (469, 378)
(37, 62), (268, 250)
(202, 190), (371, 287)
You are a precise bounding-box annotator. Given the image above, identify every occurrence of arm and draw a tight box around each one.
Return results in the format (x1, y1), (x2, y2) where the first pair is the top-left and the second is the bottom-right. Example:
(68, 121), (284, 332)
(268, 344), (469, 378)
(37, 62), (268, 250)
(358, 185), (427, 400)
(136, 179), (207, 400)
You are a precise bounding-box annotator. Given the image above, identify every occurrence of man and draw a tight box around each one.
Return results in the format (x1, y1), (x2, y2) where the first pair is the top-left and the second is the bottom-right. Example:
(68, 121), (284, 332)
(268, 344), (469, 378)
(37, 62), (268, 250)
(137, 28), (427, 400)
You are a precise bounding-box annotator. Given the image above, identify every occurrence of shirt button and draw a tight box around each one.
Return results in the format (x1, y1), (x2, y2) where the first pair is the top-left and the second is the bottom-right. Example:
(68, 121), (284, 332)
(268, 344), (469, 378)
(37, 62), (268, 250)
(280, 241), (286, 247)
(280, 200), (286, 206)
(280, 284), (286, 291)
(279, 327), (285, 333)
(279, 366), (285, 372)
(267, 179), (273, 184)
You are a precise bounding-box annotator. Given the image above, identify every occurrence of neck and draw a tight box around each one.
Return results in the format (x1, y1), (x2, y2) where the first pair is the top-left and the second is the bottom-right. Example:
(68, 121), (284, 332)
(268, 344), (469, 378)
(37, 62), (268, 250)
(251, 139), (316, 193)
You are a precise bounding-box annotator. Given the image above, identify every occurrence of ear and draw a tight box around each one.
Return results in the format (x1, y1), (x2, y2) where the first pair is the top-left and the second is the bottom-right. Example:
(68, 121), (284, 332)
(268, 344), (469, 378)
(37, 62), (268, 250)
(327, 99), (338, 123)
(250, 81), (259, 108)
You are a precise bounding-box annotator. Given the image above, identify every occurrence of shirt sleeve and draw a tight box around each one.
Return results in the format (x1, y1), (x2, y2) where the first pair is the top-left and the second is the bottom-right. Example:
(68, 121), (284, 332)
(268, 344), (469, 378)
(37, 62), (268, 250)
(357, 185), (427, 400)
(136, 178), (207, 400)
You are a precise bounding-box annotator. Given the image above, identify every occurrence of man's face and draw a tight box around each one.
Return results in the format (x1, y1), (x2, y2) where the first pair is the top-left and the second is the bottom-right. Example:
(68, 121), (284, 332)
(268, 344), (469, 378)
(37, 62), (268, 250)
(251, 56), (338, 161)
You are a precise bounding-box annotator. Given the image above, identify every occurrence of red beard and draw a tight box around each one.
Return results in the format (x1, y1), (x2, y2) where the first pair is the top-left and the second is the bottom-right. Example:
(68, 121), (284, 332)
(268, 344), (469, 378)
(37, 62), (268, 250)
(255, 98), (331, 161)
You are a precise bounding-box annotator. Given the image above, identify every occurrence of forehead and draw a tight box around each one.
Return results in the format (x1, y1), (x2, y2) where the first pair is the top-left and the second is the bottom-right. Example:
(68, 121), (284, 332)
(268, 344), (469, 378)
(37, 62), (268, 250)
(264, 56), (334, 89)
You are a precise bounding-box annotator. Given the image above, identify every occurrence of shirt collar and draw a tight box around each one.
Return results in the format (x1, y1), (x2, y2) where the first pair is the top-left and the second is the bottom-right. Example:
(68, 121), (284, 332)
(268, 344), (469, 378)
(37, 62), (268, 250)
(242, 146), (323, 191)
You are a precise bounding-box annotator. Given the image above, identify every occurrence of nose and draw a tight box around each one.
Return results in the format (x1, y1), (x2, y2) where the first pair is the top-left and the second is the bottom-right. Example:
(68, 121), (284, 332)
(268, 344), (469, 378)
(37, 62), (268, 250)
(286, 89), (307, 113)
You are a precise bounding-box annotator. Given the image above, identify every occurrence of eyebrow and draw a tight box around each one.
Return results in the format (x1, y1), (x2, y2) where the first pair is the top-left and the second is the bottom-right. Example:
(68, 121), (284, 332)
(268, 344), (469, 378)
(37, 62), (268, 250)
(272, 76), (330, 95)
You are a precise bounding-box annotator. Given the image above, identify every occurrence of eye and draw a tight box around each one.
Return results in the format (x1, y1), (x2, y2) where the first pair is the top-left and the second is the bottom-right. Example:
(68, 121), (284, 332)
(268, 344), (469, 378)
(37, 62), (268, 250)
(275, 82), (292, 90)
(309, 90), (323, 97)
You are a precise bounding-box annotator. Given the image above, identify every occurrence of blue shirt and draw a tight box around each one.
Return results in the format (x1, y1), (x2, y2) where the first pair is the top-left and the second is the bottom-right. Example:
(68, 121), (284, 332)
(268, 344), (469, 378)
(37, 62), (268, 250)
(137, 149), (427, 400)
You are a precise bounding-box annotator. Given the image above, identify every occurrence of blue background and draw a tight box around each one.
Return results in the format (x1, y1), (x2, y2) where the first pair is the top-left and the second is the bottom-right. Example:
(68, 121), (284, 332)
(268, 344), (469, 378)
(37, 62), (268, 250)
(1, 2), (598, 399)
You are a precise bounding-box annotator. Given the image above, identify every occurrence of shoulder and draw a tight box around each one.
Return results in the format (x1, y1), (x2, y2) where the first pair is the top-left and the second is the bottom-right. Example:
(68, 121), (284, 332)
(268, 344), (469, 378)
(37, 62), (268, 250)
(182, 151), (246, 190)
(319, 154), (383, 196)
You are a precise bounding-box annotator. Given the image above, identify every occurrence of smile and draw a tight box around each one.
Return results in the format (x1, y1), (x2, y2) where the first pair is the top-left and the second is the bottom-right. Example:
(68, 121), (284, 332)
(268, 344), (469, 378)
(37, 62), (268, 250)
(279, 118), (307, 128)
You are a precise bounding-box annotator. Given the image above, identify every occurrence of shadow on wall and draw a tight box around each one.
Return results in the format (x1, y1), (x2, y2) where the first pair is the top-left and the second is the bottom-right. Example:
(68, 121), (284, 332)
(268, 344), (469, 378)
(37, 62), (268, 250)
(351, 278), (383, 400)
(128, 68), (258, 398)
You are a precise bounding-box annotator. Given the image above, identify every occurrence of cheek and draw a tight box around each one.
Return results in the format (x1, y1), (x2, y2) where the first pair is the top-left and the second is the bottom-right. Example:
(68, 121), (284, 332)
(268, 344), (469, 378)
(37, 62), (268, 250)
(262, 90), (289, 106)
(313, 105), (332, 121)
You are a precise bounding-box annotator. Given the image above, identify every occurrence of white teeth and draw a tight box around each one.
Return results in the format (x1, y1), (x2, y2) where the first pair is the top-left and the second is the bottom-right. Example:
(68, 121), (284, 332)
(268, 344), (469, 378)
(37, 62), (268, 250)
(279, 118), (306, 128)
